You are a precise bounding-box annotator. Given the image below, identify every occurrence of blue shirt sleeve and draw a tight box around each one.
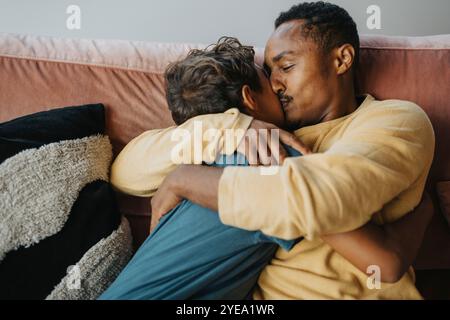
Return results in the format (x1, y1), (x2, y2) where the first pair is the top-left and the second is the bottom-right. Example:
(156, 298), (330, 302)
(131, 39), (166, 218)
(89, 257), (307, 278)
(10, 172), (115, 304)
(208, 145), (303, 251)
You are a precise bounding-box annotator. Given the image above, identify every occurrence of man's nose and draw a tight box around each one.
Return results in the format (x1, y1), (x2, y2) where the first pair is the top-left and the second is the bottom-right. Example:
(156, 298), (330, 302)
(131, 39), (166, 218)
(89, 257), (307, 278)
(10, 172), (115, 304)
(270, 72), (285, 95)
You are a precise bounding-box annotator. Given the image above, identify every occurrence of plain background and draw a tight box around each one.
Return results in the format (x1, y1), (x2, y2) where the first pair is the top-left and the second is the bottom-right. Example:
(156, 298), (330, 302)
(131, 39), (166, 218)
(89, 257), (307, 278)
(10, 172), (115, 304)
(0, 0), (449, 46)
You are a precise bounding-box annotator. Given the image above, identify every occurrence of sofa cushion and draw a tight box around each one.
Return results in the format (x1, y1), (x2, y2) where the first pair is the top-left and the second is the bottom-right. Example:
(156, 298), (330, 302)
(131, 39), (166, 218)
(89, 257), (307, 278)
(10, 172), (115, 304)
(0, 104), (133, 299)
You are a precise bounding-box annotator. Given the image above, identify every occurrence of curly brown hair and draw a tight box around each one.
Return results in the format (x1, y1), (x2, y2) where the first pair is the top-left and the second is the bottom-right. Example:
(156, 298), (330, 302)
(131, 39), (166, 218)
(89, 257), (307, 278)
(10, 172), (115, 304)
(165, 37), (261, 125)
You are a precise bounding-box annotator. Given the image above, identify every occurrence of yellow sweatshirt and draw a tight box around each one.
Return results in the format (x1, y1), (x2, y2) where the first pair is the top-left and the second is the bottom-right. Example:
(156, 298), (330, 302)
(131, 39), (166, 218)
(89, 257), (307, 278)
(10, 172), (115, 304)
(110, 95), (435, 299)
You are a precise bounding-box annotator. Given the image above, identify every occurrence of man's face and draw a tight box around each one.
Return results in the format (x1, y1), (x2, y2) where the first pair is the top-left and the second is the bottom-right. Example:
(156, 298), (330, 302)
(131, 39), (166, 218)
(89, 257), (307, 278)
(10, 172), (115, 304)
(264, 20), (336, 130)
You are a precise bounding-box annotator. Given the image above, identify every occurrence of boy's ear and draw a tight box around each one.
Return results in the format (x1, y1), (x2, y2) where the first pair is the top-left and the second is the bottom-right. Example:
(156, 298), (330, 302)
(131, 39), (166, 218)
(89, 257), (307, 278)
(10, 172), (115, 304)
(241, 85), (257, 111)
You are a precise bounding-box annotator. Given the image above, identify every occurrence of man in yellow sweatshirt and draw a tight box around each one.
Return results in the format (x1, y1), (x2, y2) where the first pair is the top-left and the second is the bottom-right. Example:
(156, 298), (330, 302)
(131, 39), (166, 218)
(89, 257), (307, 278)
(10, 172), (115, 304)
(112, 3), (435, 299)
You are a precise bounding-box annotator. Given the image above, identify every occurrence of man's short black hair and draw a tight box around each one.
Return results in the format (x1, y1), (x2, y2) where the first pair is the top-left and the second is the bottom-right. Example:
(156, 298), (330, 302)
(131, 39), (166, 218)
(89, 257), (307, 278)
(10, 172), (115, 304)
(165, 37), (261, 125)
(275, 1), (359, 67)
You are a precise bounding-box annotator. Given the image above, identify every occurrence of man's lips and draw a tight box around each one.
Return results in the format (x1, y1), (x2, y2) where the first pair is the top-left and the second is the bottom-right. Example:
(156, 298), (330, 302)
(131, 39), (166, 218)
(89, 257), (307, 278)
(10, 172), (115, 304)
(278, 93), (293, 111)
(280, 99), (291, 110)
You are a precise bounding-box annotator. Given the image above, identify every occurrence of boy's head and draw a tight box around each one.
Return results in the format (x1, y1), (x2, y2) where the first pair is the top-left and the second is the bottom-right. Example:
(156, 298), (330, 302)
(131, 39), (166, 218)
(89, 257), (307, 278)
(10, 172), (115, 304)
(165, 37), (285, 127)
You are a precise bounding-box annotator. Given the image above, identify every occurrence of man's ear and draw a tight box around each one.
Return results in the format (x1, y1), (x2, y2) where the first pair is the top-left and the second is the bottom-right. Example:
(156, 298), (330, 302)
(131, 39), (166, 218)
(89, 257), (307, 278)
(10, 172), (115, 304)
(334, 44), (355, 75)
(241, 85), (257, 112)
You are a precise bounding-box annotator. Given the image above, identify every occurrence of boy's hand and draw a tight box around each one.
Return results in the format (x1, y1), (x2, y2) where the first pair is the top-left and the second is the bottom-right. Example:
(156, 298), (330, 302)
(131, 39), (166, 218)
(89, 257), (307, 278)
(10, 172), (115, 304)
(150, 170), (183, 233)
(237, 119), (311, 166)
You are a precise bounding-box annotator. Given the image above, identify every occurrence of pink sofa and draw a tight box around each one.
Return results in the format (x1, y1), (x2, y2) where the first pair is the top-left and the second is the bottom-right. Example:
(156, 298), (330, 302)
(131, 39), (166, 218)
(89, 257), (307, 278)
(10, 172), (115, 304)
(0, 33), (449, 298)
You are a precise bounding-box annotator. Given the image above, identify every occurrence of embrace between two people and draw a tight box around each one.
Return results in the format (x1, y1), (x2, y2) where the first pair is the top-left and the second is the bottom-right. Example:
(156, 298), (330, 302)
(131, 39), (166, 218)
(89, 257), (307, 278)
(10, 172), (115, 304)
(101, 2), (435, 300)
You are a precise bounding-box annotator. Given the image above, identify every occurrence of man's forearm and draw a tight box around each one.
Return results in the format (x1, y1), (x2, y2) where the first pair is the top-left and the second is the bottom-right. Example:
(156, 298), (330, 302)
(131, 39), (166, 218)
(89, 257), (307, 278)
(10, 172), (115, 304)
(383, 193), (434, 271)
(172, 165), (223, 211)
(321, 193), (433, 282)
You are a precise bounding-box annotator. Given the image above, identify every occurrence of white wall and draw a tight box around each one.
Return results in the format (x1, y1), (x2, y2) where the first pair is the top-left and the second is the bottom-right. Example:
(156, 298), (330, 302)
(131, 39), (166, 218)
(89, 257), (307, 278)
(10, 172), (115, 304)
(0, 0), (449, 47)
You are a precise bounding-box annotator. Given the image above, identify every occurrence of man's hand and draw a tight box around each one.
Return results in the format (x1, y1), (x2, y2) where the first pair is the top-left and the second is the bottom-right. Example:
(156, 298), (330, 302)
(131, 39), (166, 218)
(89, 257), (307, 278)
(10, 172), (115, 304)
(149, 165), (223, 233)
(237, 119), (311, 166)
(150, 169), (183, 233)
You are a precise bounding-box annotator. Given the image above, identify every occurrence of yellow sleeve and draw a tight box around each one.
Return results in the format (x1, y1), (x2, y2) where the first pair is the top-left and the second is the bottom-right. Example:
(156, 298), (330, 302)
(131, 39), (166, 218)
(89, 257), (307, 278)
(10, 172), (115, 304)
(218, 102), (435, 240)
(110, 108), (252, 197)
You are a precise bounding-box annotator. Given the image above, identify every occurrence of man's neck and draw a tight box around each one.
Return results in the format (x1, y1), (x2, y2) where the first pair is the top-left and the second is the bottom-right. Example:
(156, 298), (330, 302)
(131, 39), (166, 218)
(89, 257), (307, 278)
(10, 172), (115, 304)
(321, 90), (359, 123)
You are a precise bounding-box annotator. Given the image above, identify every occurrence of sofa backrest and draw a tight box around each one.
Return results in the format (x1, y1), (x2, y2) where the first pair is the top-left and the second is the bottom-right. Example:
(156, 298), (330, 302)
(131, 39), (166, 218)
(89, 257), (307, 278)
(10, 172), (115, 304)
(1, 33), (449, 260)
(0, 33), (202, 155)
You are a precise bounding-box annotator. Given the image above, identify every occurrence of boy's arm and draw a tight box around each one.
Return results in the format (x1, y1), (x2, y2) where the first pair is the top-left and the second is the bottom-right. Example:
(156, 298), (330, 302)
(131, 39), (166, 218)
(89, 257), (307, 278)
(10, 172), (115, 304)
(110, 109), (253, 197)
(321, 193), (434, 283)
